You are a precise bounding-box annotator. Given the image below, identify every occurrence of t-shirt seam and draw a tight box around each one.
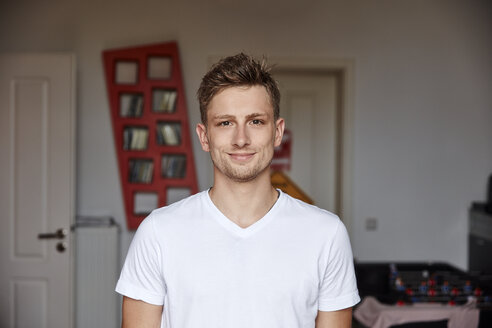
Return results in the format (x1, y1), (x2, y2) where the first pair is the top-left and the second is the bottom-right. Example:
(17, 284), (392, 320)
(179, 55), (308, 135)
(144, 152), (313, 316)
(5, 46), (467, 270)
(318, 290), (360, 309)
(318, 288), (360, 302)
(117, 278), (165, 300)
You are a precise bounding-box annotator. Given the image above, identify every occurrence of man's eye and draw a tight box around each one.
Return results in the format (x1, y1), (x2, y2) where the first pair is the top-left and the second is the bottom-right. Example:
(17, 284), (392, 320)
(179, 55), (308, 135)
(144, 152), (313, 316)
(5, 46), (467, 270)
(251, 119), (262, 125)
(219, 121), (230, 126)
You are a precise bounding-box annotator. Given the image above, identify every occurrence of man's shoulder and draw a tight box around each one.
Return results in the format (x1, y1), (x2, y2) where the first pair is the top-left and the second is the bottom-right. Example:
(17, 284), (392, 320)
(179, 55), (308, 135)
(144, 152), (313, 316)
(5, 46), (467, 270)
(149, 190), (207, 223)
(274, 192), (347, 249)
(279, 191), (341, 229)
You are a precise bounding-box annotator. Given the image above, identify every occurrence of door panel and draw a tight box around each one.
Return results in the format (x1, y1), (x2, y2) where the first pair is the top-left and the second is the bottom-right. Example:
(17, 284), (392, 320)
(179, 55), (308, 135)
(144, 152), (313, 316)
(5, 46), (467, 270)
(0, 54), (75, 328)
(13, 79), (49, 259)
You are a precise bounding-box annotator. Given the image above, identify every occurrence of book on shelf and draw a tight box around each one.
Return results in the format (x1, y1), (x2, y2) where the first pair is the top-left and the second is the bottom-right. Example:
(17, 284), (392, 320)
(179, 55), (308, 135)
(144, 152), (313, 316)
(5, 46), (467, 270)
(162, 154), (186, 178)
(124, 127), (149, 150)
(153, 89), (177, 113)
(129, 159), (154, 183)
(157, 123), (181, 146)
(120, 93), (143, 117)
(120, 94), (143, 117)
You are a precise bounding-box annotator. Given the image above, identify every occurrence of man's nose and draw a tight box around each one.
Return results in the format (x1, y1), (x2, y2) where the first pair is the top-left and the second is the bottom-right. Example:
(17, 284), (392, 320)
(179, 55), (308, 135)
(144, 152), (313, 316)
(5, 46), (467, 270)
(233, 125), (251, 148)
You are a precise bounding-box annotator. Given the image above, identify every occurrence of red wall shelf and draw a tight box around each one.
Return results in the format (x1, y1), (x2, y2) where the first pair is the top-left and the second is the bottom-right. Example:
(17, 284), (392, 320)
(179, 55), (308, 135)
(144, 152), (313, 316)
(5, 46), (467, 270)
(103, 41), (198, 230)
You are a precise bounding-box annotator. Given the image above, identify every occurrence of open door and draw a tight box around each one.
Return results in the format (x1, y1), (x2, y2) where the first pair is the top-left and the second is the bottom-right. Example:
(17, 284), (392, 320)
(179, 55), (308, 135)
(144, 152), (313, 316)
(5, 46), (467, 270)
(0, 53), (75, 328)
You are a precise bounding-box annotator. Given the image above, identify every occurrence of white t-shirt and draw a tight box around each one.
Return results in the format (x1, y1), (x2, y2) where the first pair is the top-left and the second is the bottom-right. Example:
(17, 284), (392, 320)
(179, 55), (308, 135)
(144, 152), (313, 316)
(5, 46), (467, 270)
(116, 189), (360, 328)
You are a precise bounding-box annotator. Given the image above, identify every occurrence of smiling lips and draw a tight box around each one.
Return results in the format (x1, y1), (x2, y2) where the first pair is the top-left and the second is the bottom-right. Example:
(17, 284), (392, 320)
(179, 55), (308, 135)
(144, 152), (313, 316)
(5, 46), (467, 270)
(228, 152), (255, 161)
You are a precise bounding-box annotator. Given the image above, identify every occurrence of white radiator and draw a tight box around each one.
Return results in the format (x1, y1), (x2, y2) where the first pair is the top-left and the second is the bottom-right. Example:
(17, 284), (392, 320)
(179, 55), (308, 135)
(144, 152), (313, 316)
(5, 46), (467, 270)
(75, 217), (119, 328)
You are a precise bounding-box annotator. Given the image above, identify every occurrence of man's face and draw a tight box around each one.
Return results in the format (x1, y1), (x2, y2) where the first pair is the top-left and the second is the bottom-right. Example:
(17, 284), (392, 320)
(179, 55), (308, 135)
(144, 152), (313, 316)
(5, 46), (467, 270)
(196, 85), (284, 183)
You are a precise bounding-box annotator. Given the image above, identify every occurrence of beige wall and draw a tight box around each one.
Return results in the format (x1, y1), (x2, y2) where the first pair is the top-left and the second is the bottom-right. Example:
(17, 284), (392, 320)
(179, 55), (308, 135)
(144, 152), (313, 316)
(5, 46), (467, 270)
(1, 0), (491, 271)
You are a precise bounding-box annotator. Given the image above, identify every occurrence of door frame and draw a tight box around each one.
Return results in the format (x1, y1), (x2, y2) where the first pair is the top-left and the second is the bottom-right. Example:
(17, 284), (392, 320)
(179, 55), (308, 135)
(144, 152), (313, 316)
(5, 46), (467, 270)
(205, 55), (355, 238)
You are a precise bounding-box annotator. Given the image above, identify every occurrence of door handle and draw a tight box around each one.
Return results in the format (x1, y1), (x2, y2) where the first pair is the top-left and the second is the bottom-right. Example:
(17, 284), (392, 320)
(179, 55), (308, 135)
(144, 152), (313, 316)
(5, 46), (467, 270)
(38, 228), (67, 240)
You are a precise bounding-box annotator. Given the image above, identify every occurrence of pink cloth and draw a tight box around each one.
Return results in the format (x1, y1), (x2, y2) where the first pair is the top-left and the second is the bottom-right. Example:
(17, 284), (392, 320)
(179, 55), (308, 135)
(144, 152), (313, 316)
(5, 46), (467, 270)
(354, 296), (479, 328)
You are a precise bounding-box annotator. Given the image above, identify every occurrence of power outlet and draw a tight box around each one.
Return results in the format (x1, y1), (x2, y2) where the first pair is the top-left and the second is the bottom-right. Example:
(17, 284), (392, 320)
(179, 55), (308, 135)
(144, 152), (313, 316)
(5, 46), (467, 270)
(365, 217), (378, 231)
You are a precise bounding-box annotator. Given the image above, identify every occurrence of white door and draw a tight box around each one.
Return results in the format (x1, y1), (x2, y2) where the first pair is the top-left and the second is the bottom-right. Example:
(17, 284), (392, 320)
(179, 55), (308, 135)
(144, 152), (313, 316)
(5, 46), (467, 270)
(0, 54), (75, 328)
(274, 71), (340, 214)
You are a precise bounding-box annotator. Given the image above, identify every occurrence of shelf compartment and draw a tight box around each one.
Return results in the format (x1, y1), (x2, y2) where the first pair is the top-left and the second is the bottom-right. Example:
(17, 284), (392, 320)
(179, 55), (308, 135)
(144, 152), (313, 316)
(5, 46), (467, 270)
(148, 56), (172, 80)
(133, 191), (158, 215)
(120, 93), (144, 118)
(123, 126), (149, 151)
(156, 122), (181, 146)
(161, 154), (186, 178)
(115, 60), (139, 85)
(152, 89), (177, 113)
(166, 187), (191, 205)
(128, 158), (154, 184)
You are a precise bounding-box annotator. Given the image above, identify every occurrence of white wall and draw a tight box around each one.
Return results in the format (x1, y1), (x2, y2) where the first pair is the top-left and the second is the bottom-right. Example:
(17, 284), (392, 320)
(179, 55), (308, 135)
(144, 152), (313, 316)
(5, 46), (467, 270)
(1, 0), (491, 271)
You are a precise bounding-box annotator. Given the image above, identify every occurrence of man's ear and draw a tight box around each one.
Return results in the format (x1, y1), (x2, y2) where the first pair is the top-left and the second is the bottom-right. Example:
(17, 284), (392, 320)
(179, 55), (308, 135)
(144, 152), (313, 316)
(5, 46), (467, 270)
(273, 118), (285, 147)
(196, 123), (210, 152)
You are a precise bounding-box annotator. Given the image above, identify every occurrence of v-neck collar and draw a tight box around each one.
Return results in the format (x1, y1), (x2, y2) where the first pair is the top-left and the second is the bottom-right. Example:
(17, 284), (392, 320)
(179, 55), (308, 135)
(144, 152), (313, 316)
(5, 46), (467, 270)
(204, 188), (284, 238)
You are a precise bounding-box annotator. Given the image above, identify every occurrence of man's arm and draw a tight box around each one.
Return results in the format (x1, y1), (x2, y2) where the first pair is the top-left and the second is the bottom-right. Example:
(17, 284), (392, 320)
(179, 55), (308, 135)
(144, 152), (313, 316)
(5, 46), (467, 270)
(122, 296), (163, 328)
(315, 307), (353, 328)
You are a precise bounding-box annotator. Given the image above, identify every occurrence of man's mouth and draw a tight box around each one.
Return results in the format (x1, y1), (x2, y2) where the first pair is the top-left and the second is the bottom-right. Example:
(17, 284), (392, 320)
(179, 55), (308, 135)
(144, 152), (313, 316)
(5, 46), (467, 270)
(228, 152), (255, 161)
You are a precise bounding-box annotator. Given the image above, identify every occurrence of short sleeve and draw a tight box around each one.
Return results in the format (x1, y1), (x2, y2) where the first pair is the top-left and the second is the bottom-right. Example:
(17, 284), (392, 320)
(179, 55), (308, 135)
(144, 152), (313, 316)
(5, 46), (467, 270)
(115, 213), (166, 305)
(318, 219), (360, 311)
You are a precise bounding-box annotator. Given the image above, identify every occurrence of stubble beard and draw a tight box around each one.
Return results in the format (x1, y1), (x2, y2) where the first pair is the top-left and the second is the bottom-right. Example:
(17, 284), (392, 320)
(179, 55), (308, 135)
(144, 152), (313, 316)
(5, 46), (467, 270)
(210, 152), (273, 183)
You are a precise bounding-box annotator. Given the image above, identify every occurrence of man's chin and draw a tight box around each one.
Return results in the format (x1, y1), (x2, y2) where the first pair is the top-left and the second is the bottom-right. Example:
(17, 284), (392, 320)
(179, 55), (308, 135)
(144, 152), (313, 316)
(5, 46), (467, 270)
(228, 174), (258, 183)
(224, 166), (271, 183)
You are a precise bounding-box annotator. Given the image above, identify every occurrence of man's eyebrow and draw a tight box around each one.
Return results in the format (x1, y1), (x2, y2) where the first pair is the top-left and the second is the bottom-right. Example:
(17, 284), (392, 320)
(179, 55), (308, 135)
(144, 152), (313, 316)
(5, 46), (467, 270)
(211, 114), (235, 120)
(211, 113), (268, 120)
(245, 113), (268, 119)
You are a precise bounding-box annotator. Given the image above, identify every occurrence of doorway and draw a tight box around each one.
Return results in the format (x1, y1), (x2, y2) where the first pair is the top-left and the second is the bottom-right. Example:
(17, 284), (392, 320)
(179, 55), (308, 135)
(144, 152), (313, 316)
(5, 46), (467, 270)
(271, 58), (354, 235)
(274, 70), (342, 214)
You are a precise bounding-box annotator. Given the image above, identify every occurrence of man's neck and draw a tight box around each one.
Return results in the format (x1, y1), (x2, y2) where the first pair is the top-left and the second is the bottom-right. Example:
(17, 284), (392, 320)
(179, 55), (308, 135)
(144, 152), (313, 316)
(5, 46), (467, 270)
(209, 171), (279, 229)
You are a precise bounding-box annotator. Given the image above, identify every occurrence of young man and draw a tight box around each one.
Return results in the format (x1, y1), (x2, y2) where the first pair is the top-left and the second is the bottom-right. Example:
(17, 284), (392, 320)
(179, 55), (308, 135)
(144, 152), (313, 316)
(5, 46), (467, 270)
(116, 53), (360, 328)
